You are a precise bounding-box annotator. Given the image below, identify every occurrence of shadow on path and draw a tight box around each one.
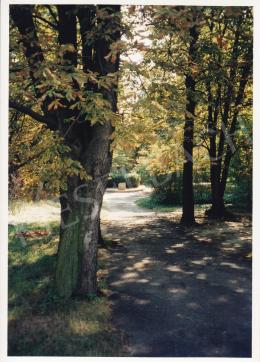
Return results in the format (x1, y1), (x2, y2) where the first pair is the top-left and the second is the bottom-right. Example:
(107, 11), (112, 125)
(102, 216), (252, 357)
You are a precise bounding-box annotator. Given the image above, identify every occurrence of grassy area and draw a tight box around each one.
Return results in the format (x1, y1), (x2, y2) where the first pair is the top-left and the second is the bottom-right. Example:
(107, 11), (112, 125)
(8, 222), (124, 356)
(136, 196), (208, 213)
(136, 194), (251, 216)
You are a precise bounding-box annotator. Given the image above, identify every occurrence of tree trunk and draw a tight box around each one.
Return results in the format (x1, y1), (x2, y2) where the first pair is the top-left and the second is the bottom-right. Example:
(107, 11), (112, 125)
(56, 121), (113, 297)
(207, 181), (226, 218)
(206, 82), (226, 219)
(181, 135), (195, 224)
(180, 23), (198, 225)
(56, 176), (106, 297)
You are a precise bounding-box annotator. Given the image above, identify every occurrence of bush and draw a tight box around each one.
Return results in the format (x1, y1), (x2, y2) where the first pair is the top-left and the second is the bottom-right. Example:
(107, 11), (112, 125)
(151, 173), (182, 205)
(224, 177), (251, 209)
(106, 172), (141, 188)
(106, 173), (126, 188)
(134, 166), (154, 186)
(106, 177), (115, 188)
(152, 187), (180, 204)
(194, 182), (211, 204)
(151, 180), (244, 207)
(126, 172), (141, 188)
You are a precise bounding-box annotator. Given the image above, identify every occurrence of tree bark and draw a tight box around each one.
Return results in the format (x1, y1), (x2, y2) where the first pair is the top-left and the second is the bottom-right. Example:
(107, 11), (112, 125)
(56, 175), (107, 297)
(181, 23), (198, 225)
(56, 117), (114, 297)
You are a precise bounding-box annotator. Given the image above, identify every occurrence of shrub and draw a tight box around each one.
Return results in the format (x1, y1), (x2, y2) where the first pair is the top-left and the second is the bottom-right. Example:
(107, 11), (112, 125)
(194, 182), (211, 204)
(224, 177), (252, 209)
(106, 177), (115, 188)
(152, 187), (180, 204)
(126, 172), (141, 188)
(107, 173), (126, 188)
(106, 172), (141, 188)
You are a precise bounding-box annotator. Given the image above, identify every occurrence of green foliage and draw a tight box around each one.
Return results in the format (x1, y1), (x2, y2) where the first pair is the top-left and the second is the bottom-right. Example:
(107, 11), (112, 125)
(152, 179), (211, 206)
(112, 5), (252, 214)
(136, 196), (209, 213)
(225, 177), (252, 209)
(126, 172), (141, 188)
(144, 172), (239, 207)
(9, 4), (122, 203)
(136, 196), (179, 212)
(134, 165), (154, 186)
(107, 172), (125, 187)
(107, 171), (140, 188)
(153, 185), (181, 205)
(9, 110), (91, 201)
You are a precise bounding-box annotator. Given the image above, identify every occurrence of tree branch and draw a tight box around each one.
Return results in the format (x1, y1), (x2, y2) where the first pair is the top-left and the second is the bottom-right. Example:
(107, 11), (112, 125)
(9, 148), (47, 174)
(33, 14), (58, 30)
(45, 5), (58, 25)
(9, 100), (47, 125)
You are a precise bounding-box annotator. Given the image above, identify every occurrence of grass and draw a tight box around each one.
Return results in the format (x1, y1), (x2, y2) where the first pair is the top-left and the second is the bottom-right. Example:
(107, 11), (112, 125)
(8, 222), (124, 356)
(136, 196), (209, 213)
(136, 194), (251, 217)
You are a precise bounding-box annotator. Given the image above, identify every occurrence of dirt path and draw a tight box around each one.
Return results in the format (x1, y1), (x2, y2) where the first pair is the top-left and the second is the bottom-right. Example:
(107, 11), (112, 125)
(101, 191), (252, 357)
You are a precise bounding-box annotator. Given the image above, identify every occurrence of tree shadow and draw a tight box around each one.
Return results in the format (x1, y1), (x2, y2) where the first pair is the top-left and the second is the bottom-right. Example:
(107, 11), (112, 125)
(102, 216), (252, 357)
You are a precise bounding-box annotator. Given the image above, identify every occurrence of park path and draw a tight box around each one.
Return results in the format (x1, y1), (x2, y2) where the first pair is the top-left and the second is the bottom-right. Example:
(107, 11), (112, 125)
(101, 187), (155, 220)
(100, 190), (252, 357)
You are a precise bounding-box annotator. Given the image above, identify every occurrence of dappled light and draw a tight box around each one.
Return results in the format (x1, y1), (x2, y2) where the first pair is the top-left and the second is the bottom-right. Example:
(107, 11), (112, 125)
(196, 273), (207, 280)
(101, 212), (252, 357)
(220, 262), (246, 270)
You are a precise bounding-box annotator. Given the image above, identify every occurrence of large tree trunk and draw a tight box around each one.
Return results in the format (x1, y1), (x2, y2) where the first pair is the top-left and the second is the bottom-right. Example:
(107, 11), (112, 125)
(56, 121), (113, 297)
(180, 23), (198, 225)
(56, 177), (104, 297)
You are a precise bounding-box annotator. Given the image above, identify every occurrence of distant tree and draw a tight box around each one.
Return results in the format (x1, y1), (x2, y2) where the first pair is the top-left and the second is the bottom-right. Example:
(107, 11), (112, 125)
(198, 7), (253, 218)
